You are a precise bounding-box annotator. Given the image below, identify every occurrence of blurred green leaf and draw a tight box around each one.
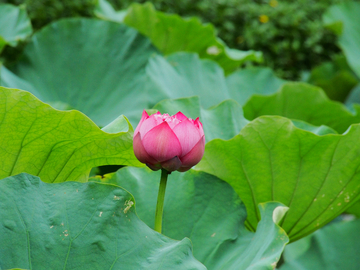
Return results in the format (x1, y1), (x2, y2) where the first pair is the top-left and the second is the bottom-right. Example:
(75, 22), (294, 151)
(94, 0), (126, 23)
(324, 2), (360, 78)
(124, 2), (262, 75)
(282, 233), (313, 262)
(226, 67), (286, 105)
(0, 87), (141, 183)
(93, 167), (289, 270)
(281, 219), (360, 270)
(0, 35), (6, 54)
(307, 55), (358, 102)
(345, 83), (360, 111)
(147, 52), (230, 108)
(345, 200), (360, 217)
(0, 18), (158, 126)
(153, 96), (248, 142)
(147, 53), (283, 111)
(0, 4), (32, 47)
(0, 173), (205, 269)
(291, 120), (337, 135)
(243, 82), (360, 133)
(196, 116), (360, 242)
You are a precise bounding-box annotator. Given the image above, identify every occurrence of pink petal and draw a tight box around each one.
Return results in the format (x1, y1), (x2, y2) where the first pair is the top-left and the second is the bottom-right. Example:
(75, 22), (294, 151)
(174, 111), (188, 121)
(133, 132), (158, 164)
(139, 114), (160, 139)
(164, 115), (181, 129)
(152, 112), (167, 125)
(134, 110), (149, 138)
(161, 156), (182, 172)
(194, 117), (205, 137)
(141, 122), (182, 162)
(172, 118), (202, 156)
(179, 135), (205, 167)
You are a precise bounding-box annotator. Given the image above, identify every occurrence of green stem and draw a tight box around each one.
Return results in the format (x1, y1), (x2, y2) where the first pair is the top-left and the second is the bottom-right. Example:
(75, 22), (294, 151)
(154, 169), (169, 233)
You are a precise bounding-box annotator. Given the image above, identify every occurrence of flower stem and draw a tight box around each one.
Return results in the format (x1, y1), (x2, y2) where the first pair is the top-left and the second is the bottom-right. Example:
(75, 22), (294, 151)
(154, 169), (169, 233)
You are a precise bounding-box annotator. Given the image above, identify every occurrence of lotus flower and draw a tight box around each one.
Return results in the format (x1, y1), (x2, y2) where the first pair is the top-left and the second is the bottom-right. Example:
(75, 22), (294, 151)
(133, 110), (205, 172)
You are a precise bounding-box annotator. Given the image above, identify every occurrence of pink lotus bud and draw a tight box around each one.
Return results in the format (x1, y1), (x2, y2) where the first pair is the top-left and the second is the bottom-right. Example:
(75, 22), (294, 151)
(133, 110), (205, 172)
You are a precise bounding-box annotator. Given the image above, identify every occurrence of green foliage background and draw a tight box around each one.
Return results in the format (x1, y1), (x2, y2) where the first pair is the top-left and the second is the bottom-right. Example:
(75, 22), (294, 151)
(1, 0), (96, 29)
(111, 0), (349, 79)
(2, 0), (360, 79)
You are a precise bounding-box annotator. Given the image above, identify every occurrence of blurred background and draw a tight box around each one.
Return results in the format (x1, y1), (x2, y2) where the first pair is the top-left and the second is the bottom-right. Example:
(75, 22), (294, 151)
(1, 0), (359, 80)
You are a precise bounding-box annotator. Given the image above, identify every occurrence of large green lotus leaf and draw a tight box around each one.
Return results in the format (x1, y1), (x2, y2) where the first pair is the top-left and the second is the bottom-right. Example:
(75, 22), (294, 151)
(323, 2), (360, 78)
(0, 87), (142, 183)
(153, 96), (248, 142)
(225, 67), (286, 105)
(93, 167), (289, 270)
(280, 219), (360, 270)
(0, 18), (158, 126)
(243, 82), (360, 133)
(0, 173), (205, 270)
(124, 2), (262, 75)
(0, 4), (32, 50)
(196, 116), (360, 242)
